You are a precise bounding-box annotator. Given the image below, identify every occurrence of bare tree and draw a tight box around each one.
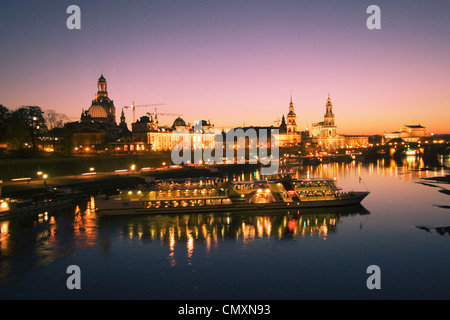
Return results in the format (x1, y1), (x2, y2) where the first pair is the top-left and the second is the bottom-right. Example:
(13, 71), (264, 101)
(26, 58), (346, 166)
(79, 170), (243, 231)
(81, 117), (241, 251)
(44, 109), (69, 130)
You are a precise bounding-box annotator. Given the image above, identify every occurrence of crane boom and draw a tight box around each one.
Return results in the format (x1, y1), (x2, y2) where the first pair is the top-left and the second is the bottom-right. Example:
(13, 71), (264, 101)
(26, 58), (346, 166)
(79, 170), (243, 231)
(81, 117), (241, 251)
(148, 112), (182, 116)
(124, 101), (167, 122)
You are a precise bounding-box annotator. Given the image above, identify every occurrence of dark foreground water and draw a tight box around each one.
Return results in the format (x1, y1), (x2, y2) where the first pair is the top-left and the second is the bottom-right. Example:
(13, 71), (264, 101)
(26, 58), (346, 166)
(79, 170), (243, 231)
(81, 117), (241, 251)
(0, 158), (449, 300)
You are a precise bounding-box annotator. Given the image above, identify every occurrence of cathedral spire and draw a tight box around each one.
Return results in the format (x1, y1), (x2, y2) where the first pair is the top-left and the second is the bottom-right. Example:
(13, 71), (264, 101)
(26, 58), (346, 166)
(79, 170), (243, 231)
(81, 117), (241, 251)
(286, 93), (297, 133)
(120, 108), (126, 124)
(289, 91), (294, 112)
(324, 93), (334, 126)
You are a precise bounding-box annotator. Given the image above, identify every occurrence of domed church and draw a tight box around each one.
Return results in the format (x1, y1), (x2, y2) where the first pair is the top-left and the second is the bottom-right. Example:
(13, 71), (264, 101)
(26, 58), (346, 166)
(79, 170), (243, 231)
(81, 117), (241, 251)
(64, 73), (131, 154)
(82, 73), (117, 125)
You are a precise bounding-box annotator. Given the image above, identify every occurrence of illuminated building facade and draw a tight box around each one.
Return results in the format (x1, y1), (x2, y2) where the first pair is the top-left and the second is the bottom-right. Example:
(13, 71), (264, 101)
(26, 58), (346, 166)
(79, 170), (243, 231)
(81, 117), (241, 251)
(344, 135), (370, 148)
(131, 117), (216, 152)
(310, 94), (345, 150)
(65, 74), (131, 154)
(383, 124), (428, 143)
(278, 95), (301, 146)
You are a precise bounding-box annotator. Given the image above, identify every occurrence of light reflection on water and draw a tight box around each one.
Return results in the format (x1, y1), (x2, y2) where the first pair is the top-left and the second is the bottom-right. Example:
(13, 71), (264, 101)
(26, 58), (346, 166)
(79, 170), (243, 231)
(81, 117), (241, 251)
(0, 158), (449, 300)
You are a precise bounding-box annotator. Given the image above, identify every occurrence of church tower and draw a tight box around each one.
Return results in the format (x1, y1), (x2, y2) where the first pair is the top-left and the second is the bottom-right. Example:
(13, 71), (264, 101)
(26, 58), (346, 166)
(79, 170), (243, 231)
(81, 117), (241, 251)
(120, 108), (126, 126)
(286, 93), (297, 133)
(96, 73), (108, 99)
(86, 73), (116, 125)
(324, 93), (335, 126)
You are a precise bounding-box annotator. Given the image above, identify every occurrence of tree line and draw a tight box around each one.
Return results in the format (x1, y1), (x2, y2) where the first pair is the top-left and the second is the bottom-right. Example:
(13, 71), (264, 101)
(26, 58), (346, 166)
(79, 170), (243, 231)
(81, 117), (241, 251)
(0, 105), (68, 152)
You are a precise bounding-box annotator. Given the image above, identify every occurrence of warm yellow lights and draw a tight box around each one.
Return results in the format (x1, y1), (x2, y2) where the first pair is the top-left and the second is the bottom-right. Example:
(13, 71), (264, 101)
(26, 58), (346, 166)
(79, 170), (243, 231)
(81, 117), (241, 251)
(0, 201), (9, 210)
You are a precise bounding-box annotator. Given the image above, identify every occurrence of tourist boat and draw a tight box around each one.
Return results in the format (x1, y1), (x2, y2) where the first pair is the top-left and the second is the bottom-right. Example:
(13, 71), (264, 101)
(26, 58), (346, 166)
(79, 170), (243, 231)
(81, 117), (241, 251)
(95, 173), (370, 216)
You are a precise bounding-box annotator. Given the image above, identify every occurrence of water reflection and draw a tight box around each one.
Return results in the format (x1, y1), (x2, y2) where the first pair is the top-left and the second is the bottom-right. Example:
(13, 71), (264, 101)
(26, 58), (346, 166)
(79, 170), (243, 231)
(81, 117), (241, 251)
(0, 201), (369, 283)
(416, 225), (450, 238)
(96, 205), (369, 266)
(0, 201), (97, 285)
(0, 157), (447, 289)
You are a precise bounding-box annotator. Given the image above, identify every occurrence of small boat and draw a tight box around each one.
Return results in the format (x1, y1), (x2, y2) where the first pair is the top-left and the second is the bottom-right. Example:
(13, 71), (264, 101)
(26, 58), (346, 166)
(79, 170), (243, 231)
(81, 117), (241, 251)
(95, 173), (369, 216)
(0, 188), (85, 218)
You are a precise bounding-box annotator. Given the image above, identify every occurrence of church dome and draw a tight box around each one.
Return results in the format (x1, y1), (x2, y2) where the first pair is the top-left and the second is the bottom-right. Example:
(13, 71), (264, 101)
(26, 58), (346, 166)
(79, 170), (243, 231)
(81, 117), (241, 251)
(88, 105), (108, 118)
(173, 117), (186, 127)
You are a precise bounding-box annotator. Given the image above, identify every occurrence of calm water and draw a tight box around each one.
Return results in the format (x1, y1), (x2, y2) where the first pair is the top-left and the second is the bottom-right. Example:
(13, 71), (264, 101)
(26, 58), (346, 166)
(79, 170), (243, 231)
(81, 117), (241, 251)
(0, 158), (449, 300)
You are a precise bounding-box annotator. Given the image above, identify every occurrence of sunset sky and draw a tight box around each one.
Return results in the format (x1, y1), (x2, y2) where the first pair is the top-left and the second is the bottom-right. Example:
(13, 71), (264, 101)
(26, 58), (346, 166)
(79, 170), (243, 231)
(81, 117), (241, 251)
(0, 0), (449, 135)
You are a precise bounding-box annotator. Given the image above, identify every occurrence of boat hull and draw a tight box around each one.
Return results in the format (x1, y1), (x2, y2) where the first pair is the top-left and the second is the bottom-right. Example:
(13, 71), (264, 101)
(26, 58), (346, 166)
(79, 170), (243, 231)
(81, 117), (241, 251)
(0, 196), (85, 218)
(96, 192), (370, 216)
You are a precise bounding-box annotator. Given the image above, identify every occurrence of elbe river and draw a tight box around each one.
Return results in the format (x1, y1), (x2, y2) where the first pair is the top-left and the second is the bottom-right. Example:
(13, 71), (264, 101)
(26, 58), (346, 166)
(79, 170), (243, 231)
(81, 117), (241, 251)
(0, 156), (449, 300)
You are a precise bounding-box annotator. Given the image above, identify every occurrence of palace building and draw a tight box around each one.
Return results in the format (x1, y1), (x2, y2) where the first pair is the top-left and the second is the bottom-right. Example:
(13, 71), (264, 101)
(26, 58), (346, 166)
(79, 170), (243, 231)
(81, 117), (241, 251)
(382, 124), (428, 143)
(110, 114), (217, 153)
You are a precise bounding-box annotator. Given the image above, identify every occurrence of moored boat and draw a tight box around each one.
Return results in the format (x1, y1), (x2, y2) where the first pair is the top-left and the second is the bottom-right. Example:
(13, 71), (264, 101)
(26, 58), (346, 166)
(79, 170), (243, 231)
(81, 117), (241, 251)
(0, 188), (85, 218)
(95, 173), (369, 216)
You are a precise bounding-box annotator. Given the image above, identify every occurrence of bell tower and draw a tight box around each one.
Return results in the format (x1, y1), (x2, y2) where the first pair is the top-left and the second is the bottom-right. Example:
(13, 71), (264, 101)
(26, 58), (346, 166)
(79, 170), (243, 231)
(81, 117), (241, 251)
(324, 93), (335, 126)
(286, 92), (297, 134)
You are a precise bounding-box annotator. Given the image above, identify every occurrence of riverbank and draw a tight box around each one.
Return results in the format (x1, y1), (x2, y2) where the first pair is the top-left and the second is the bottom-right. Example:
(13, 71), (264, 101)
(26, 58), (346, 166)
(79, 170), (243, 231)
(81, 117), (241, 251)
(0, 152), (173, 180)
(1, 163), (260, 200)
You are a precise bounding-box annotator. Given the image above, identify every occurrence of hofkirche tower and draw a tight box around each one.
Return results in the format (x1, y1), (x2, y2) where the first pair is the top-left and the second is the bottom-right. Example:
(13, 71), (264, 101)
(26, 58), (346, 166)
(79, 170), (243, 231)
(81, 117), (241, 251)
(310, 93), (345, 149)
(323, 93), (335, 127)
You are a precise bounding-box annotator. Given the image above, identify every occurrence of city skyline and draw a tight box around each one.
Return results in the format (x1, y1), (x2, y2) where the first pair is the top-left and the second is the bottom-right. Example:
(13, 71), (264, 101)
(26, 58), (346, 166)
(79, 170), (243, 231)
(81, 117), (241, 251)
(1, 1), (449, 135)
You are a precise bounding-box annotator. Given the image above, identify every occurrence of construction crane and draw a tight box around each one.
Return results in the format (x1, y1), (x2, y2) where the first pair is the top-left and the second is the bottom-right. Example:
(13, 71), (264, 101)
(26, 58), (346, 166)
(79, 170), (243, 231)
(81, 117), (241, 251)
(274, 117), (281, 126)
(147, 108), (182, 121)
(123, 101), (167, 123)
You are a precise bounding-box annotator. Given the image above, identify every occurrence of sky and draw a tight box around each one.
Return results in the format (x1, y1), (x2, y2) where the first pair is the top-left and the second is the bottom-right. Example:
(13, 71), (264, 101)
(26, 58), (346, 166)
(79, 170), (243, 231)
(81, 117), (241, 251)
(0, 0), (449, 135)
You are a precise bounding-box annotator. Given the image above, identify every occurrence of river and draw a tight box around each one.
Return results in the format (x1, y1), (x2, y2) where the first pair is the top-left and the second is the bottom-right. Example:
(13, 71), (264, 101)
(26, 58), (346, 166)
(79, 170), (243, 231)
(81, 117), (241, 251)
(0, 156), (449, 300)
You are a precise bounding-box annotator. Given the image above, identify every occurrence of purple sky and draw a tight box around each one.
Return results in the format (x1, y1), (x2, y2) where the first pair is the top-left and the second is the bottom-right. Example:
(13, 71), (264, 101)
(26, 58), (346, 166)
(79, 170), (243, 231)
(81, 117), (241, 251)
(1, 0), (449, 134)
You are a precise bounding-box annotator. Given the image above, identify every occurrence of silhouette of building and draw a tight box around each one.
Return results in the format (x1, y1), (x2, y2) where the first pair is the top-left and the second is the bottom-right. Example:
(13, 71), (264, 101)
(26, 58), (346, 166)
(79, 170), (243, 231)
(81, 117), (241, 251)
(64, 74), (130, 154)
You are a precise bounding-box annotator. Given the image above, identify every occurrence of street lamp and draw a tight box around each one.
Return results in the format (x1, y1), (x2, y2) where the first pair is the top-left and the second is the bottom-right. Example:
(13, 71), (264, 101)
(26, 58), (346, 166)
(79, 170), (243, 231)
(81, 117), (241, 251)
(42, 174), (48, 187)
